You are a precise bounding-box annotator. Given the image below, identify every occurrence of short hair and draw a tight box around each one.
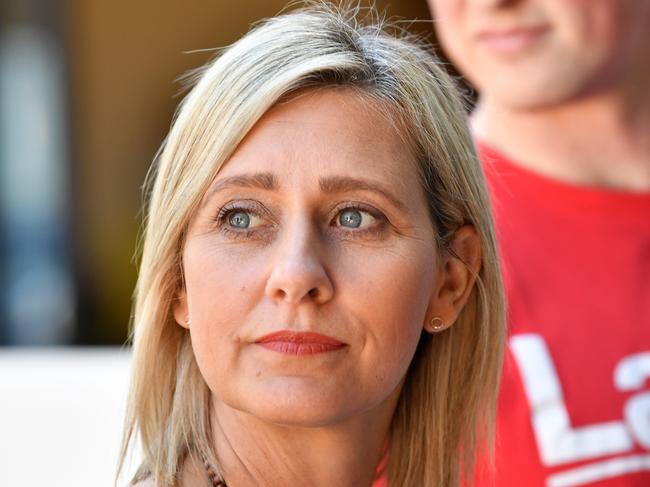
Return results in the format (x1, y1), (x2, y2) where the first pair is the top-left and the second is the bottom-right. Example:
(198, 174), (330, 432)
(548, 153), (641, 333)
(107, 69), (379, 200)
(120, 3), (505, 486)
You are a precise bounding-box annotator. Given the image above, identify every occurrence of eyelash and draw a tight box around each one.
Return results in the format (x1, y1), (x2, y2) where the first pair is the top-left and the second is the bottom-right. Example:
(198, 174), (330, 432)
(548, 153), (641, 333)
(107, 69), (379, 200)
(215, 201), (266, 241)
(334, 203), (387, 239)
(214, 201), (387, 241)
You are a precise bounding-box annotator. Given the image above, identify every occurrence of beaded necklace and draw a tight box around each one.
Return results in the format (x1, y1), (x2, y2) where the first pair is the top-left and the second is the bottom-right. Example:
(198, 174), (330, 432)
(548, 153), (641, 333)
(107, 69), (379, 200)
(203, 459), (227, 487)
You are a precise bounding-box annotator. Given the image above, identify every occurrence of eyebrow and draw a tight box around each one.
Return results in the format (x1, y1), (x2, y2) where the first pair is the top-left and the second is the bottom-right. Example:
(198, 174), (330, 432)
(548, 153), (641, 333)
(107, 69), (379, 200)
(202, 172), (407, 211)
(319, 175), (407, 211)
(201, 172), (278, 208)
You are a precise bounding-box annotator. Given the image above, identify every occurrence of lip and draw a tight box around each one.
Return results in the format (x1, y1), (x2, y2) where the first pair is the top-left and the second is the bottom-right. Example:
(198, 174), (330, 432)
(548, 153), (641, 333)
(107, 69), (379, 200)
(476, 25), (549, 55)
(255, 330), (347, 355)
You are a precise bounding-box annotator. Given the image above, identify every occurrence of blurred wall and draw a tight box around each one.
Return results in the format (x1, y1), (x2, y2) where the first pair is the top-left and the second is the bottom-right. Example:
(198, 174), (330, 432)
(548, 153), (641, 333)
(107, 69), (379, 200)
(1, 0), (74, 344)
(66, 0), (434, 345)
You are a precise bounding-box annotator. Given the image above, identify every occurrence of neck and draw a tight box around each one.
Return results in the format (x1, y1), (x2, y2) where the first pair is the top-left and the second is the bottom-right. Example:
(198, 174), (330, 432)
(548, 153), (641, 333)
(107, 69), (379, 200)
(205, 395), (394, 487)
(473, 76), (650, 191)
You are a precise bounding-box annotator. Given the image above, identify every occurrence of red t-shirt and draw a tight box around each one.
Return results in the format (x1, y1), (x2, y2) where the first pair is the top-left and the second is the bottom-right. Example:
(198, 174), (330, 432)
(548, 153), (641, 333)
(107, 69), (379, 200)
(477, 143), (650, 486)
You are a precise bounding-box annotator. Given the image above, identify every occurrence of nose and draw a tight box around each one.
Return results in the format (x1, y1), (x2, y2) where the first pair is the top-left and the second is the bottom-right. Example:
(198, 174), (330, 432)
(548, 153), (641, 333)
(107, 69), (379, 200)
(264, 223), (334, 305)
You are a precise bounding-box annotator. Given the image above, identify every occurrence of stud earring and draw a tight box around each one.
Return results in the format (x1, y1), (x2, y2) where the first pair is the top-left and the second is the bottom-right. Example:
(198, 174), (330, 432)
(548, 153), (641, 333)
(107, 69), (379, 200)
(426, 316), (446, 333)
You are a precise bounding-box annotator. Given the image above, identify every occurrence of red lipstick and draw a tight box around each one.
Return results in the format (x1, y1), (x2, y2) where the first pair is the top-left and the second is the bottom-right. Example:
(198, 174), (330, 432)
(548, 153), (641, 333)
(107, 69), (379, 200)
(255, 331), (346, 355)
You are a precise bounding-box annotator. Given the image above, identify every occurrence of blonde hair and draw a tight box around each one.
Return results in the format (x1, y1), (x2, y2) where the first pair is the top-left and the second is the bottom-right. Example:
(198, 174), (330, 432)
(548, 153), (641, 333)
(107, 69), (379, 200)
(119, 3), (505, 486)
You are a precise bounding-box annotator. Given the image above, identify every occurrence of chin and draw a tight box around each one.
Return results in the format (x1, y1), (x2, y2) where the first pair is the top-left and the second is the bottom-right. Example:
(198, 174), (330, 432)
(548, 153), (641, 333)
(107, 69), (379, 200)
(234, 379), (369, 428)
(469, 53), (609, 110)
(477, 69), (598, 110)
(253, 407), (347, 428)
(487, 84), (576, 110)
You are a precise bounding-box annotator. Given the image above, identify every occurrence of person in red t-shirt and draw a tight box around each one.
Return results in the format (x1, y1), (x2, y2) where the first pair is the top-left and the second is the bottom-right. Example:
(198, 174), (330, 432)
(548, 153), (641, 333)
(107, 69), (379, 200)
(426, 0), (650, 486)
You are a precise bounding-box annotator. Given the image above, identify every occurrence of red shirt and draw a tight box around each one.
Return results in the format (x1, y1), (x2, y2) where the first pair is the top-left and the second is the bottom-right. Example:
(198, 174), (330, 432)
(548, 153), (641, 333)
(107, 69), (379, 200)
(477, 143), (650, 486)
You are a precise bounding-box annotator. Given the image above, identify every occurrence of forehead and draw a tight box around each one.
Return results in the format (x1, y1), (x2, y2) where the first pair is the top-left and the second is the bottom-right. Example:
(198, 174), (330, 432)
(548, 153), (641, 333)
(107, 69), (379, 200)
(214, 88), (418, 186)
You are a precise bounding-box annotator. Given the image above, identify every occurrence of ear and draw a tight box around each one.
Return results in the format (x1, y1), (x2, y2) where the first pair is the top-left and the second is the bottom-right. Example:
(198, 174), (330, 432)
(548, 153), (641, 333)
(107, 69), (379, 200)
(426, 225), (482, 331)
(173, 287), (190, 329)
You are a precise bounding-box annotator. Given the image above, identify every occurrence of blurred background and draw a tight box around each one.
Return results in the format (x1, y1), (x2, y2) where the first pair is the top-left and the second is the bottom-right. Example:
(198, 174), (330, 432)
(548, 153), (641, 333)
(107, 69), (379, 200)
(0, 1), (440, 485)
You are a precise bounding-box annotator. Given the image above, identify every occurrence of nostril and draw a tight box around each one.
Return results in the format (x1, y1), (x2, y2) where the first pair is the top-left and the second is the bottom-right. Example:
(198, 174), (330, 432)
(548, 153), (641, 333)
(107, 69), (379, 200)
(308, 288), (318, 298)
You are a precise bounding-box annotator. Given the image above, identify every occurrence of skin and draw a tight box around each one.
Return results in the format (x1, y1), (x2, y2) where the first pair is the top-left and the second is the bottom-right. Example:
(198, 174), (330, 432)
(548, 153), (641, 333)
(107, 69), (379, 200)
(170, 89), (481, 487)
(428, 0), (650, 189)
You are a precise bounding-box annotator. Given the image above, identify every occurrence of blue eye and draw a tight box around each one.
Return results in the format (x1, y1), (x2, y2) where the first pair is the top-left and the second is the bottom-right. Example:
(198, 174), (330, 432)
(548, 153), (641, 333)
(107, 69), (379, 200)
(228, 211), (251, 228)
(338, 209), (363, 228)
(216, 202), (271, 241)
(337, 207), (378, 229)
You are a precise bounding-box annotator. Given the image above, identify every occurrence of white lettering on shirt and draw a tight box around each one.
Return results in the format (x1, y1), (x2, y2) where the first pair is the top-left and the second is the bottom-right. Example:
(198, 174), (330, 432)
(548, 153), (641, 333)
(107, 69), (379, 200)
(510, 334), (650, 486)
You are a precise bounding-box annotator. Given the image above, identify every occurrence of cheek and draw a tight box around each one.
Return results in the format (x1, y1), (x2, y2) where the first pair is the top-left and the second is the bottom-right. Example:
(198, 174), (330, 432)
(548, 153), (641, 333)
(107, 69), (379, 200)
(550, 0), (643, 89)
(182, 242), (268, 380)
(554, 0), (627, 51)
(430, 1), (467, 57)
(428, 0), (463, 22)
(184, 239), (267, 314)
(337, 244), (436, 382)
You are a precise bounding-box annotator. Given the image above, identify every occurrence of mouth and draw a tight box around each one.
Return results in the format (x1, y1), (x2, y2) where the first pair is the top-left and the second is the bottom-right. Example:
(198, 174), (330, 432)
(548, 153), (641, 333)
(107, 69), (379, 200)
(254, 330), (347, 355)
(476, 25), (549, 55)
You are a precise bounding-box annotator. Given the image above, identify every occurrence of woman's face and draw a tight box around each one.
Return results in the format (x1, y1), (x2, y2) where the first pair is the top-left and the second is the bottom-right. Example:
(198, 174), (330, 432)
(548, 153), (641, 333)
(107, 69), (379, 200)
(175, 89), (441, 427)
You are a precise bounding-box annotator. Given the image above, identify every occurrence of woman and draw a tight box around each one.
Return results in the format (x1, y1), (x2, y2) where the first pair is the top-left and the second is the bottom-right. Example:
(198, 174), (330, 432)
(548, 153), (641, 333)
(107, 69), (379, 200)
(119, 3), (505, 486)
